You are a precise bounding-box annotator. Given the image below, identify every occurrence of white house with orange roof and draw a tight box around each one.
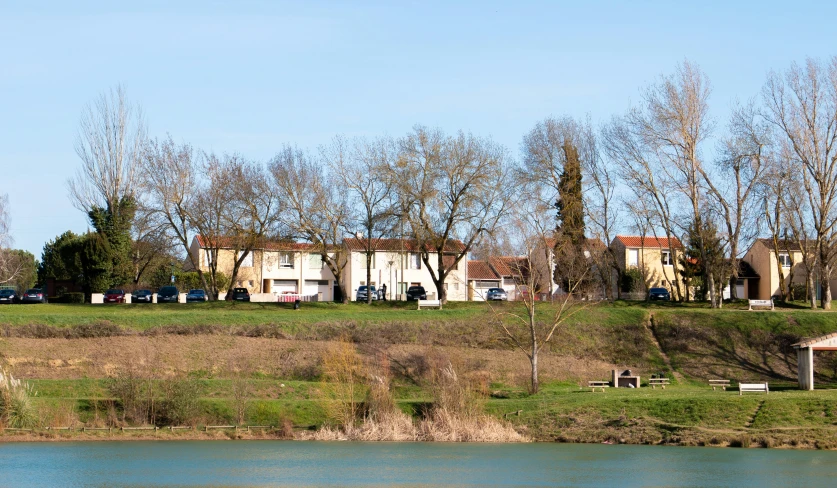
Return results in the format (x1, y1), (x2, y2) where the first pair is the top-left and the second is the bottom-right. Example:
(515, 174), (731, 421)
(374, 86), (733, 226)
(342, 237), (469, 301)
(189, 236), (338, 300)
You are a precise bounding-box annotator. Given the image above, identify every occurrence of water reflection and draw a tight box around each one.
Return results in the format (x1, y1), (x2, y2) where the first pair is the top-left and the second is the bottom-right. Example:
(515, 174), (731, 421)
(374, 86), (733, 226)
(0, 441), (836, 487)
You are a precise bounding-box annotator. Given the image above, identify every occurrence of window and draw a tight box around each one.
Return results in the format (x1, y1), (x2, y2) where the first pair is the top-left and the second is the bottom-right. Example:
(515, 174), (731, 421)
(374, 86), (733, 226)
(628, 249), (639, 267)
(309, 254), (323, 269)
(779, 253), (791, 268)
(239, 252), (253, 268)
(409, 253), (421, 270)
(398, 282), (407, 294)
(279, 252), (294, 269)
(661, 250), (673, 266)
(361, 253), (376, 269)
(204, 250), (214, 266)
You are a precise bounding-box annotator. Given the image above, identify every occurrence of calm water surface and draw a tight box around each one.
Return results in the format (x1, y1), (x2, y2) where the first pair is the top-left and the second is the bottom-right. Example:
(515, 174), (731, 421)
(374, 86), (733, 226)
(1, 441), (836, 487)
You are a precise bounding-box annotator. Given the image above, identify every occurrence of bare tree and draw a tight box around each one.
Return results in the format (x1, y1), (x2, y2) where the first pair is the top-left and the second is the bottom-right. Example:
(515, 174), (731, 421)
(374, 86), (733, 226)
(221, 159), (283, 300)
(68, 85), (146, 214)
(187, 152), (238, 299)
(603, 112), (684, 301)
(393, 126), (511, 304)
(139, 136), (211, 293)
(271, 145), (351, 303)
(705, 101), (768, 299)
(488, 198), (592, 394)
(762, 57), (837, 309)
(331, 136), (397, 304)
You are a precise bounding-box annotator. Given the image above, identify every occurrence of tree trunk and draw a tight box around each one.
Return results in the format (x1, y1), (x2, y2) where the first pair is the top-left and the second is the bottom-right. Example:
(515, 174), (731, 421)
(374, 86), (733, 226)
(808, 272), (817, 309)
(822, 260), (832, 310)
(366, 252), (373, 305)
(530, 353), (539, 394)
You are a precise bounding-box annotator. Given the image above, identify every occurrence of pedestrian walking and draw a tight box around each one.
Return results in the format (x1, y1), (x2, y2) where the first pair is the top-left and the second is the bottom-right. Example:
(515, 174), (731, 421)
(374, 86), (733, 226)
(381, 283), (387, 301)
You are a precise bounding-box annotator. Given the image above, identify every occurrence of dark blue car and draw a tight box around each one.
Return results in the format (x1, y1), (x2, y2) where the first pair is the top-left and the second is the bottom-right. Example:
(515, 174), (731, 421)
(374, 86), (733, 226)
(649, 287), (670, 301)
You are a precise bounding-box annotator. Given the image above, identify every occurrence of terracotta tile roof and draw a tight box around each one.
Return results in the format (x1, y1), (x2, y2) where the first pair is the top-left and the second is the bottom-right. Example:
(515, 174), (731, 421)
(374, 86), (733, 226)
(489, 256), (528, 277)
(343, 237), (466, 253)
(196, 235), (319, 251)
(756, 238), (816, 252)
(468, 261), (500, 280)
(614, 235), (683, 249)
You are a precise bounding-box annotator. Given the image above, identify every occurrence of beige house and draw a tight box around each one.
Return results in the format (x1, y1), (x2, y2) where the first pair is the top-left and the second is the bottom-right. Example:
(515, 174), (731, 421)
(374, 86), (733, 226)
(189, 236), (338, 300)
(342, 238), (469, 301)
(610, 235), (685, 294)
(742, 238), (812, 300)
(466, 261), (502, 301)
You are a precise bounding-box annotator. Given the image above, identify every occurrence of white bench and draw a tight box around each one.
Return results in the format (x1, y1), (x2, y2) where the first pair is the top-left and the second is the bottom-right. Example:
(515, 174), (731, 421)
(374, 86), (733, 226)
(649, 378), (670, 389)
(748, 299), (774, 311)
(739, 383), (769, 395)
(587, 380), (610, 392)
(709, 379), (731, 391)
(417, 299), (442, 310)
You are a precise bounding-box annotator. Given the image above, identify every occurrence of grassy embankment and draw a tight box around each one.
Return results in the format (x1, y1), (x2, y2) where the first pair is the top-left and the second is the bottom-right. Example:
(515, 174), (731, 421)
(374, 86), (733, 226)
(3, 300), (837, 446)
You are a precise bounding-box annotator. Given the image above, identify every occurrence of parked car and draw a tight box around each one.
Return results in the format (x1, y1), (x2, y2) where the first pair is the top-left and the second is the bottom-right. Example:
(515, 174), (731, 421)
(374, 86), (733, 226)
(157, 286), (179, 303)
(231, 287), (250, 302)
(405, 286), (427, 301)
(186, 289), (207, 302)
(355, 285), (378, 301)
(21, 288), (47, 304)
(649, 287), (670, 301)
(486, 288), (508, 301)
(132, 289), (153, 303)
(0, 289), (18, 304)
(104, 289), (126, 304)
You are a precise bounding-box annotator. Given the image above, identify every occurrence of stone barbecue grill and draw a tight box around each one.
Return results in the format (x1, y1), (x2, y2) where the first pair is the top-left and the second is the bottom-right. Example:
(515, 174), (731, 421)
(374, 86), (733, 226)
(611, 369), (640, 388)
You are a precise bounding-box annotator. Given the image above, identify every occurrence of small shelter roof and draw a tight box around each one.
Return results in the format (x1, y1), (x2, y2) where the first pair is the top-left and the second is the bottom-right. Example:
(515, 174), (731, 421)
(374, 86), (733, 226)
(793, 332), (837, 349)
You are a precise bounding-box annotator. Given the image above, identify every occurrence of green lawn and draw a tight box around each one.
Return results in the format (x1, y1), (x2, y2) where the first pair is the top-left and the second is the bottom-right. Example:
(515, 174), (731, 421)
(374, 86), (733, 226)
(24, 378), (837, 446)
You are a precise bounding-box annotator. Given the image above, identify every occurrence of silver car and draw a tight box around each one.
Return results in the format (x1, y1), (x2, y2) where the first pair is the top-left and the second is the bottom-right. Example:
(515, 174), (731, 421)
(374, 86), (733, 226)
(486, 288), (508, 301)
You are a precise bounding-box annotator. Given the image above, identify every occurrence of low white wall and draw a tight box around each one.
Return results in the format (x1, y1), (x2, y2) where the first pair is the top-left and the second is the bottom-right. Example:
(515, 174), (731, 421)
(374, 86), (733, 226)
(250, 293), (276, 303)
(125, 294), (132, 304)
(91, 293), (103, 304)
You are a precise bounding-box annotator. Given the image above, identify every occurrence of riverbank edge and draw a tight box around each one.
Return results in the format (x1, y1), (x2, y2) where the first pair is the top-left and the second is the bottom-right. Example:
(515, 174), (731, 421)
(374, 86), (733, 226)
(1, 429), (834, 450)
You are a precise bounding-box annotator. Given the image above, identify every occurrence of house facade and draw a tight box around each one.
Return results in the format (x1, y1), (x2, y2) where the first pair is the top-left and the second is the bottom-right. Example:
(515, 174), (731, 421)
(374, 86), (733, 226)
(342, 238), (469, 301)
(466, 260), (502, 300)
(189, 236), (338, 301)
(610, 235), (685, 295)
(742, 238), (811, 300)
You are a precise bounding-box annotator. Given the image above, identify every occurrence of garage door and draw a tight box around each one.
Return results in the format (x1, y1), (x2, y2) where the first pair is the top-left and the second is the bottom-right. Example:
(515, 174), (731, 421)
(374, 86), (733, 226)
(304, 280), (330, 300)
(272, 280), (298, 294)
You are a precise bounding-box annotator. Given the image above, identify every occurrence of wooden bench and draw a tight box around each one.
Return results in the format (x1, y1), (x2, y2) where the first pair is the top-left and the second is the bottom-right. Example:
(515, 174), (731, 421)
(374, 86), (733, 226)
(649, 378), (670, 389)
(739, 382), (769, 395)
(587, 380), (610, 392)
(748, 299), (774, 311)
(417, 299), (442, 310)
(709, 379), (731, 391)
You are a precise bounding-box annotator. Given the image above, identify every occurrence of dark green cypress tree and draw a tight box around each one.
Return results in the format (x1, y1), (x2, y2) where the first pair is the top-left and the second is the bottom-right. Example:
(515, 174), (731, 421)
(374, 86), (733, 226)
(553, 143), (588, 293)
(555, 143), (585, 245)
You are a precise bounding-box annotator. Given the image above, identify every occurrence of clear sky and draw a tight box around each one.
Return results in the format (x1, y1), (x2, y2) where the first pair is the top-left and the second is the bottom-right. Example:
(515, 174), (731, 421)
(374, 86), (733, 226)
(1, 1), (835, 258)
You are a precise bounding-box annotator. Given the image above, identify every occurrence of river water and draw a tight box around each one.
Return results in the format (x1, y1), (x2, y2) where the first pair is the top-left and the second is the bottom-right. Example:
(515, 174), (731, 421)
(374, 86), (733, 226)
(1, 441), (836, 487)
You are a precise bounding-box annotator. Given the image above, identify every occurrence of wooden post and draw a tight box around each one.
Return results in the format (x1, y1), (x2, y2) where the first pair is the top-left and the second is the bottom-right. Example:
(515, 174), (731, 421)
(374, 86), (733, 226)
(798, 347), (814, 390)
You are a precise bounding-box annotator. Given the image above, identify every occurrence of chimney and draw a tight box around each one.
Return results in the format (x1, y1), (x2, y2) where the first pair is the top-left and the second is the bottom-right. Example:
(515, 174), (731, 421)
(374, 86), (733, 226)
(356, 231), (363, 239)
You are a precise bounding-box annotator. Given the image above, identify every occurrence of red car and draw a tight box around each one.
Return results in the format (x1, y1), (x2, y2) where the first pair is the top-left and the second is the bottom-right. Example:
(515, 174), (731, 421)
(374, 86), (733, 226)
(104, 289), (126, 303)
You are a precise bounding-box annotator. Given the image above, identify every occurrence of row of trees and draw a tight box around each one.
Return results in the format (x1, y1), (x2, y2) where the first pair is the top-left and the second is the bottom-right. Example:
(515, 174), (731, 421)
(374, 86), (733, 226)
(30, 56), (837, 309)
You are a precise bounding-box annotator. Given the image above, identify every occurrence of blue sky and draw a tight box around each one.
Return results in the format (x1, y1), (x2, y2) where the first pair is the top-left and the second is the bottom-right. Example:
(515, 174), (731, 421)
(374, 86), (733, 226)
(1, 1), (835, 258)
